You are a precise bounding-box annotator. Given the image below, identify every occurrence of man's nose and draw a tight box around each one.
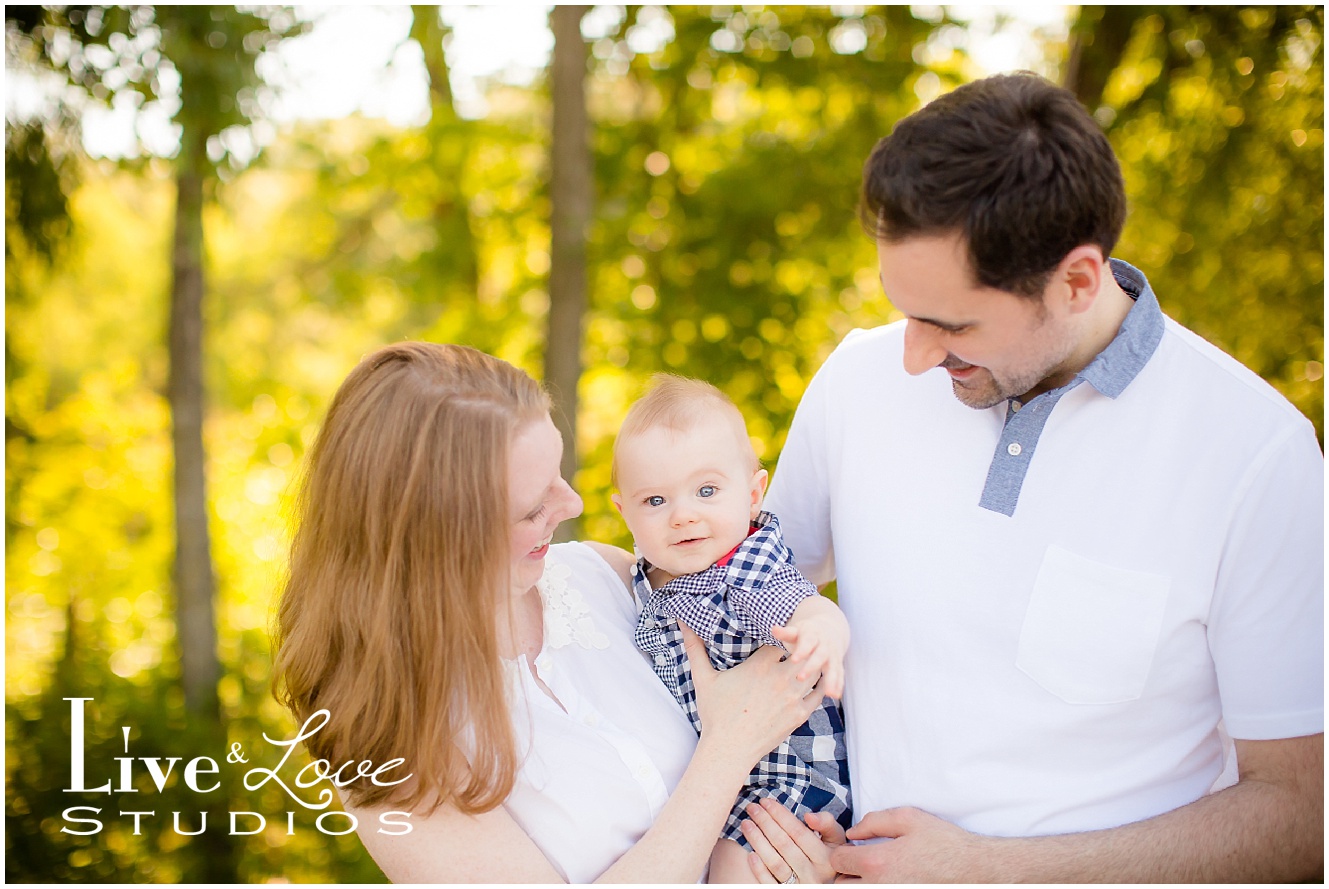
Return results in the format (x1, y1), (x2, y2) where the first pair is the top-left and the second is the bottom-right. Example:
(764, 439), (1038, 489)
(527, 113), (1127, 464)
(902, 320), (948, 376)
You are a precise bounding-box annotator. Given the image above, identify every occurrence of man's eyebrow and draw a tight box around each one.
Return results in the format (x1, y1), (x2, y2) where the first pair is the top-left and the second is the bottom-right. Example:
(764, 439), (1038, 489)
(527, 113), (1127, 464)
(879, 274), (971, 332)
(913, 315), (970, 332)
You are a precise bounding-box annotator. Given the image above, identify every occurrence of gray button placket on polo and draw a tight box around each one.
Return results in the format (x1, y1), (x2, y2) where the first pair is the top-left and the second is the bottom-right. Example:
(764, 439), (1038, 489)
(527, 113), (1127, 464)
(976, 259), (1166, 517)
(978, 382), (1082, 516)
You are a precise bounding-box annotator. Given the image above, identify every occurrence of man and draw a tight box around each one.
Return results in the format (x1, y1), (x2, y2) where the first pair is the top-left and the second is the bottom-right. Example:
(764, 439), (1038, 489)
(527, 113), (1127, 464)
(765, 72), (1323, 881)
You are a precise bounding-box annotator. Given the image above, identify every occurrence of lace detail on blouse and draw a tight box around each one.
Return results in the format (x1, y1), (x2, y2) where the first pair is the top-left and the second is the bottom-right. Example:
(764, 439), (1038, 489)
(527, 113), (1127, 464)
(539, 559), (610, 651)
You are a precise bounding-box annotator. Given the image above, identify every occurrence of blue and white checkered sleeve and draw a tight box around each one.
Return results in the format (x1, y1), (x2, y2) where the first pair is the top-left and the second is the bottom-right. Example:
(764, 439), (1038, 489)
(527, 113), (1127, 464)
(728, 563), (817, 646)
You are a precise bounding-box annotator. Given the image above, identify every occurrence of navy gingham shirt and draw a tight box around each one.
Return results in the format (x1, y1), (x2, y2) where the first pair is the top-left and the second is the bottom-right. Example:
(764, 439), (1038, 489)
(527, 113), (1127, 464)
(632, 511), (852, 847)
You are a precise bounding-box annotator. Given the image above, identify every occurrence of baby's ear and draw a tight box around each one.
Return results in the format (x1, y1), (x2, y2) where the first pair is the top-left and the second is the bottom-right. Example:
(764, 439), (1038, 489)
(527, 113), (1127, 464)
(750, 468), (769, 517)
(610, 493), (623, 515)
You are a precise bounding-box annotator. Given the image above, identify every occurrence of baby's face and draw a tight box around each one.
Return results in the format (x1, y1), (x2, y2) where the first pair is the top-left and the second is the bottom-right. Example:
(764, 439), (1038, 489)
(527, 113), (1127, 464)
(613, 415), (766, 583)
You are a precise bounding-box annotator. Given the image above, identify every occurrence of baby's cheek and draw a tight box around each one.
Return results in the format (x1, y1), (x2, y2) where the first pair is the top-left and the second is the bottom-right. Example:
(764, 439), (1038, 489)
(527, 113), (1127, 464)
(649, 535), (673, 559)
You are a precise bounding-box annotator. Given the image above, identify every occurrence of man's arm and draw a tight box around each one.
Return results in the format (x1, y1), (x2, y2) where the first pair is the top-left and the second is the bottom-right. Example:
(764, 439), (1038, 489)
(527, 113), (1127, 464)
(831, 733), (1323, 882)
(764, 347), (841, 587)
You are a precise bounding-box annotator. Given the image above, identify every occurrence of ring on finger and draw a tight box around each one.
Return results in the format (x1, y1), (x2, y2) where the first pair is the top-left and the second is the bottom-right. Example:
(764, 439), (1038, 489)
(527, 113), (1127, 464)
(782, 874), (799, 885)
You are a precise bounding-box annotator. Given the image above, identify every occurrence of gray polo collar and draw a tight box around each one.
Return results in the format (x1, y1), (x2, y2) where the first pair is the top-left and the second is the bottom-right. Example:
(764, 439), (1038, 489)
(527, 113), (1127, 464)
(1077, 259), (1165, 399)
(978, 258), (1165, 517)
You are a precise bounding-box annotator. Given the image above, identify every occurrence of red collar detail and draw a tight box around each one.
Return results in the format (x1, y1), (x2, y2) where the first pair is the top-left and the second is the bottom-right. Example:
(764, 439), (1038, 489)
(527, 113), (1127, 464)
(715, 523), (760, 567)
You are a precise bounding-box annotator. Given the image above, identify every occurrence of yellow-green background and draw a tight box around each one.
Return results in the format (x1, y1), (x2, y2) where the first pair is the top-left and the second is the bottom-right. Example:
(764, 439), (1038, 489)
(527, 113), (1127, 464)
(6, 6), (1322, 882)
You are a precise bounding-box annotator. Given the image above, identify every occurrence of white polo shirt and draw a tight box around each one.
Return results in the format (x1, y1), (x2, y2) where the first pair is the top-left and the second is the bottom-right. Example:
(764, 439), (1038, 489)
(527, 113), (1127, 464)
(766, 261), (1323, 837)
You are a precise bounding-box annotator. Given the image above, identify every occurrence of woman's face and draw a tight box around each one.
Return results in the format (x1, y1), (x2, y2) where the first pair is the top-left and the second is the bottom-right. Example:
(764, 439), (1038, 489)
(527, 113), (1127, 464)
(507, 415), (583, 594)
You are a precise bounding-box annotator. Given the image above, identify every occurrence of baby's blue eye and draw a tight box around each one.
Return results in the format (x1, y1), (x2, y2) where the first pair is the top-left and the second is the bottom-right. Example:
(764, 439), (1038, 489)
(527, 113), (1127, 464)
(698, 485), (717, 498)
(646, 495), (665, 507)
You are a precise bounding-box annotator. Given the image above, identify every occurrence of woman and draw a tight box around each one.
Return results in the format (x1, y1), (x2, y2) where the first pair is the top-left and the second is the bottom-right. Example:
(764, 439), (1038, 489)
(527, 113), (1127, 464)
(272, 342), (825, 882)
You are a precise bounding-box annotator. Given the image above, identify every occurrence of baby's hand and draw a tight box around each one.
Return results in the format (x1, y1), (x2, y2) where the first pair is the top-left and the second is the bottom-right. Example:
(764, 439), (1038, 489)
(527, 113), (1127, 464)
(770, 597), (849, 700)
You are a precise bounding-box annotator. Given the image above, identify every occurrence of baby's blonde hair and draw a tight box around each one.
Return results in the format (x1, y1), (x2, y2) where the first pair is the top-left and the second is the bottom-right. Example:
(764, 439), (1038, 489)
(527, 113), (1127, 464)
(611, 374), (758, 489)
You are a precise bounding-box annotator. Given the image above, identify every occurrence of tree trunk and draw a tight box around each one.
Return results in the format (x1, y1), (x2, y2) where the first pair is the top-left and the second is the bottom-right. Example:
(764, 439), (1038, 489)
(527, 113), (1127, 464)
(410, 5), (479, 298)
(1063, 6), (1142, 110)
(411, 5), (456, 117)
(169, 121), (220, 722)
(548, 6), (591, 539)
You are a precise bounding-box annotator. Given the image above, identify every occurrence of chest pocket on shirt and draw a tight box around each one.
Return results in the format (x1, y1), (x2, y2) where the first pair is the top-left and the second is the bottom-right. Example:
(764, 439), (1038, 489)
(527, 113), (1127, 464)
(1016, 545), (1170, 705)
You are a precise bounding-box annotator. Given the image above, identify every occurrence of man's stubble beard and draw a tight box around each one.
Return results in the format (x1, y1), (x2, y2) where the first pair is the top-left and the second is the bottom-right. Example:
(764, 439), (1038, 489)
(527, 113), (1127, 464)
(948, 319), (1080, 411)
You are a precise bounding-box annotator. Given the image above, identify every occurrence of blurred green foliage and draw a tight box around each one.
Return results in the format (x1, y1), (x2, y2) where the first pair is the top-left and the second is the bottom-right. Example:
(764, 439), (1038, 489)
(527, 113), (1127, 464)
(1101, 7), (1323, 434)
(5, 5), (1322, 882)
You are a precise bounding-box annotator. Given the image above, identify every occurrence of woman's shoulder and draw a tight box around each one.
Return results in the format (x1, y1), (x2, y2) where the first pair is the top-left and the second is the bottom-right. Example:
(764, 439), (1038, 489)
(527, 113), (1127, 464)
(580, 542), (634, 585)
(547, 541), (636, 609)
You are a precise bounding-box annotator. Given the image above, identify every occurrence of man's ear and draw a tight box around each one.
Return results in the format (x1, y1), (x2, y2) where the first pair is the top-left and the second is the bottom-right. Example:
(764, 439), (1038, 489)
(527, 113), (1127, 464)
(750, 468), (770, 519)
(610, 493), (623, 515)
(1057, 245), (1107, 316)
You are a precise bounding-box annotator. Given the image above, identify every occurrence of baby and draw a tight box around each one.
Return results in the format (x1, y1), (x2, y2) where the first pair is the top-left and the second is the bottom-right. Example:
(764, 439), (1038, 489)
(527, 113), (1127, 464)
(611, 375), (852, 882)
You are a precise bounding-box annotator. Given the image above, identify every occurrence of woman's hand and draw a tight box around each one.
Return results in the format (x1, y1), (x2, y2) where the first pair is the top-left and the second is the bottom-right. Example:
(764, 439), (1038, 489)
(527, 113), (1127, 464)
(680, 623), (824, 771)
(741, 798), (847, 884)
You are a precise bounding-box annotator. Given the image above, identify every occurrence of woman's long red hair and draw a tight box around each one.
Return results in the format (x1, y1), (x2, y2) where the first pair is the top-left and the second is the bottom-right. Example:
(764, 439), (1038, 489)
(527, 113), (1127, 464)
(273, 342), (549, 813)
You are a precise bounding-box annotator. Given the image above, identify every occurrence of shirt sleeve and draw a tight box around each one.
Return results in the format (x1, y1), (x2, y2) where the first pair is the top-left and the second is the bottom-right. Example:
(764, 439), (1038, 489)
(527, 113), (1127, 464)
(766, 337), (850, 586)
(1207, 419), (1324, 740)
(728, 563), (817, 646)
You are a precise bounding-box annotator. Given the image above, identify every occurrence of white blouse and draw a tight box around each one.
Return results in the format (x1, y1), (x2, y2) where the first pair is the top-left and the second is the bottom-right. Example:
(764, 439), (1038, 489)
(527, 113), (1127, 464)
(501, 542), (700, 883)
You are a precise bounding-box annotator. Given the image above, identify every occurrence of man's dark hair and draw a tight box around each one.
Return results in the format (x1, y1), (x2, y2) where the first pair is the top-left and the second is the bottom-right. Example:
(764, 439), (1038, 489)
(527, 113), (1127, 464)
(861, 72), (1126, 298)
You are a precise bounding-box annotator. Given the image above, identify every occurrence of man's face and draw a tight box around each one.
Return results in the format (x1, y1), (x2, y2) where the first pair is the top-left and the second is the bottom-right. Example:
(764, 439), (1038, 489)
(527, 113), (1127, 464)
(878, 233), (1080, 409)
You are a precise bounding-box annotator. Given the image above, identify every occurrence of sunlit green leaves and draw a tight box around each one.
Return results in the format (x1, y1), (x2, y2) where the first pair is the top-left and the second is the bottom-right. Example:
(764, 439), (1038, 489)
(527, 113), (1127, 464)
(5, 5), (1323, 882)
(1100, 6), (1324, 439)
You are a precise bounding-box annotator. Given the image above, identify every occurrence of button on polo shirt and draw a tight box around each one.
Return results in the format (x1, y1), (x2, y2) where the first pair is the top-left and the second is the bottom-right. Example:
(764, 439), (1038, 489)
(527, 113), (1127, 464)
(978, 261), (1164, 517)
